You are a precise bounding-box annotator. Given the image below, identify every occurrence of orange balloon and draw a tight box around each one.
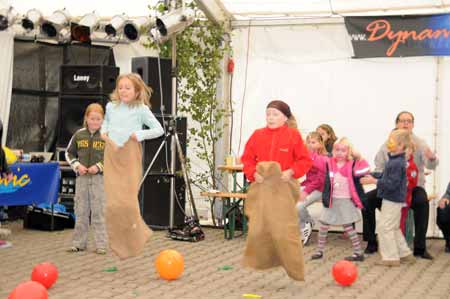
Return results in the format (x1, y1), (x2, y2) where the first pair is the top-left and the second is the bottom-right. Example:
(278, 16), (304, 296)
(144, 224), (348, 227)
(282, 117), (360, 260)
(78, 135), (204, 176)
(155, 250), (184, 280)
(31, 262), (58, 289)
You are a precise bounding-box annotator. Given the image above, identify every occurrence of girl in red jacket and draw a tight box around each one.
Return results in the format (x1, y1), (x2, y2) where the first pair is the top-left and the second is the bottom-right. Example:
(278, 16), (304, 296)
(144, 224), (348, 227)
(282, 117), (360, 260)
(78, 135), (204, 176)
(241, 100), (311, 183)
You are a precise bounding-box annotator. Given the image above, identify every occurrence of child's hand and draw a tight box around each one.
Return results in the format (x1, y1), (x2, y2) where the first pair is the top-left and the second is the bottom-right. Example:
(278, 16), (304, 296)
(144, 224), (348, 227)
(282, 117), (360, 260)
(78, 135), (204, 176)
(299, 191), (307, 202)
(101, 133), (108, 141)
(254, 172), (264, 184)
(6, 172), (13, 182)
(77, 165), (88, 175)
(352, 150), (361, 160)
(360, 175), (377, 185)
(438, 197), (449, 209)
(424, 147), (437, 161)
(281, 169), (294, 182)
(88, 166), (99, 175)
(130, 133), (138, 141)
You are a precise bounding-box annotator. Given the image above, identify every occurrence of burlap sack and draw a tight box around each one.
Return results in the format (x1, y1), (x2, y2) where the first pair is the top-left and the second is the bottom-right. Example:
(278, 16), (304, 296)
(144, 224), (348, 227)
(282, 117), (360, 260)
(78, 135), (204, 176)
(104, 138), (152, 259)
(242, 161), (304, 281)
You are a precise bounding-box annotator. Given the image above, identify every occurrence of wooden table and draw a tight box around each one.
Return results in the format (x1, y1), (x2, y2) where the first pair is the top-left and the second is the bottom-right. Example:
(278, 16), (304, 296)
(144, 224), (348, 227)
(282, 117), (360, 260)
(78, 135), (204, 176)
(203, 164), (248, 239)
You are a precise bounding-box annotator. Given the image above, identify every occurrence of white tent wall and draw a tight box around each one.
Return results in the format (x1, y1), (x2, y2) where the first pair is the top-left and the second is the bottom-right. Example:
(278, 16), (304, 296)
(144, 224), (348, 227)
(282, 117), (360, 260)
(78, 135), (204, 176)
(230, 22), (449, 236)
(0, 29), (14, 146)
(112, 41), (158, 74)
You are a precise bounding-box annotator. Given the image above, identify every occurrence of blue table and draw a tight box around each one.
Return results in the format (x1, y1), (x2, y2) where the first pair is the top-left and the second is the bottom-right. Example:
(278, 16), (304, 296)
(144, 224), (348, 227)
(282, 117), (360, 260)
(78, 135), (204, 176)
(0, 162), (60, 206)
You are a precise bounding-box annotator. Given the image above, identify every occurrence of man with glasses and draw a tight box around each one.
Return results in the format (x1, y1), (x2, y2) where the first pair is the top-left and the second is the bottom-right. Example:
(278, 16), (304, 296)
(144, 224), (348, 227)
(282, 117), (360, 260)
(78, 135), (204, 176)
(362, 111), (438, 259)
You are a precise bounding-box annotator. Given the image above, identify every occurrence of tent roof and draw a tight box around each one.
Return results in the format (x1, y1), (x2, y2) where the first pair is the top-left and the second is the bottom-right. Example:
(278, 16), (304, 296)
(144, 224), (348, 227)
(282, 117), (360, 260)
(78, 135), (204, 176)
(3, 0), (450, 25)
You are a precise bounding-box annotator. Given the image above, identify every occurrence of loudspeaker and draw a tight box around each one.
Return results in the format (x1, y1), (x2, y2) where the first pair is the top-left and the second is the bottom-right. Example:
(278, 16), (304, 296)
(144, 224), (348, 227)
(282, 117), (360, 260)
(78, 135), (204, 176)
(131, 57), (172, 114)
(142, 115), (187, 173)
(57, 95), (108, 147)
(141, 174), (186, 229)
(60, 65), (119, 95)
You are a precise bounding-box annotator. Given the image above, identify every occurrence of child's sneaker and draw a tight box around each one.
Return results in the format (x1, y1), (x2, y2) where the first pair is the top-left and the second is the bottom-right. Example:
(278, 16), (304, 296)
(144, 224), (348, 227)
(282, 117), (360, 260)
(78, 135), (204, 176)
(302, 222), (313, 246)
(311, 251), (323, 260)
(375, 259), (400, 267)
(67, 246), (84, 253)
(344, 253), (365, 262)
(96, 248), (107, 255)
(400, 254), (416, 264)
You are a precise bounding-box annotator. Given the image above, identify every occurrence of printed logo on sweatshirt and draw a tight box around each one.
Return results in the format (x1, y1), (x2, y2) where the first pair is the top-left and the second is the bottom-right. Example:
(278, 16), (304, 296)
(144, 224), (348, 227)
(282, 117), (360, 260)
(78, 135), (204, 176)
(279, 148), (289, 152)
(76, 140), (105, 150)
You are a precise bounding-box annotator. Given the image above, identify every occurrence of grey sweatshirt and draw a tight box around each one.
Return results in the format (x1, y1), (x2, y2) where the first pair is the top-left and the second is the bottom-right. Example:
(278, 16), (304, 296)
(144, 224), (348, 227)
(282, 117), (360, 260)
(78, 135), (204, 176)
(374, 133), (438, 188)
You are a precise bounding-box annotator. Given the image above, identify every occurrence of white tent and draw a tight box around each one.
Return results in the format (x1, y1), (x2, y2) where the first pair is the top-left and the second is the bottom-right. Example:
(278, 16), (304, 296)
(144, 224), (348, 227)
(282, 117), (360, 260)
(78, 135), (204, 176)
(1, 0), (449, 235)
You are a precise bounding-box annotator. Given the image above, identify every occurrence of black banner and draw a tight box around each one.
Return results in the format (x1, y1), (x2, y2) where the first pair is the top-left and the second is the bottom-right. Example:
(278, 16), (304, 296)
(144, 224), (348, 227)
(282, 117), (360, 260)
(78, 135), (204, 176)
(345, 14), (450, 58)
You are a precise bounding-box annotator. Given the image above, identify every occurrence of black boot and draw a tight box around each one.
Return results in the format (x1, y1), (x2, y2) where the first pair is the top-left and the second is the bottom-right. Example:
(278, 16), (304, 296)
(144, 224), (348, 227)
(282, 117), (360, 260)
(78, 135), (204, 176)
(364, 240), (378, 254)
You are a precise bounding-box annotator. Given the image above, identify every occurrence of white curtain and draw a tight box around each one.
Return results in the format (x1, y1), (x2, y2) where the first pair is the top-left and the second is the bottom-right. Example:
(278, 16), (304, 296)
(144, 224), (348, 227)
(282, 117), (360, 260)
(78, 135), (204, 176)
(231, 23), (448, 236)
(0, 29), (14, 146)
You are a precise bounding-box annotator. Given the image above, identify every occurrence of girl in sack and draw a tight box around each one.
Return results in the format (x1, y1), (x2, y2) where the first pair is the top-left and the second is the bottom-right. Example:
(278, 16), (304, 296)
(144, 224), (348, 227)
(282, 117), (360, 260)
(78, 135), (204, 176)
(101, 73), (164, 259)
(241, 100), (312, 281)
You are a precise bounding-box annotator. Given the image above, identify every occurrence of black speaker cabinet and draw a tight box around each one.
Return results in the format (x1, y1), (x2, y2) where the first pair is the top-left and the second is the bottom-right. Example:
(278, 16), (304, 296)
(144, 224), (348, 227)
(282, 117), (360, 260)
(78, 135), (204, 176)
(57, 95), (108, 147)
(131, 57), (173, 114)
(143, 115), (187, 174)
(141, 174), (186, 229)
(60, 65), (119, 95)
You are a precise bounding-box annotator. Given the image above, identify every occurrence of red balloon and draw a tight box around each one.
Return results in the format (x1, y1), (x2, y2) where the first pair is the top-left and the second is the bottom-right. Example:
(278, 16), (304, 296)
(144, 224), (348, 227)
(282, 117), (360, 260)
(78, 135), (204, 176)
(155, 250), (184, 280)
(31, 262), (58, 289)
(332, 260), (358, 286)
(8, 281), (48, 299)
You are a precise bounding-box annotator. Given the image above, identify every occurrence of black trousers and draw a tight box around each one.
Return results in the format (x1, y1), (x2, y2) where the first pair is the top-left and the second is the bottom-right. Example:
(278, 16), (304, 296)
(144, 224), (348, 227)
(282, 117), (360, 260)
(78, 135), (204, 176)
(437, 205), (450, 244)
(362, 186), (429, 253)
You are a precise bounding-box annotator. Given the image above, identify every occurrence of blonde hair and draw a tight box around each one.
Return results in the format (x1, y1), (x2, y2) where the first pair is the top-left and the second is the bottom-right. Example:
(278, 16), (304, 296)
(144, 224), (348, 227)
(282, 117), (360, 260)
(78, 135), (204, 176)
(110, 73), (153, 107)
(388, 129), (413, 152)
(333, 137), (355, 160)
(306, 131), (327, 155)
(83, 103), (104, 127)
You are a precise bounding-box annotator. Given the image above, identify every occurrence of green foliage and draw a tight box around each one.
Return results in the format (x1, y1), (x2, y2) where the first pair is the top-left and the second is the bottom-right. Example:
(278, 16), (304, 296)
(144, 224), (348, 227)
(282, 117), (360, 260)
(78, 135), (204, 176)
(144, 4), (230, 191)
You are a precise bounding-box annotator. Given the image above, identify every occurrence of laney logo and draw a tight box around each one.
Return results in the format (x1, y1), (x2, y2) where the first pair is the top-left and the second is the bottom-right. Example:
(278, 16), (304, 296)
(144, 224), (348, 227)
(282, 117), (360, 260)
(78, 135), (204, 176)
(73, 75), (90, 82)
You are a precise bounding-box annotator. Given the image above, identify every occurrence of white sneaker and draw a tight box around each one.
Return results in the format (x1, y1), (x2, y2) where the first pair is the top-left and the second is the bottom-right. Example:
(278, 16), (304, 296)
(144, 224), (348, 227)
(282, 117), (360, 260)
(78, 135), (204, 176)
(302, 222), (313, 246)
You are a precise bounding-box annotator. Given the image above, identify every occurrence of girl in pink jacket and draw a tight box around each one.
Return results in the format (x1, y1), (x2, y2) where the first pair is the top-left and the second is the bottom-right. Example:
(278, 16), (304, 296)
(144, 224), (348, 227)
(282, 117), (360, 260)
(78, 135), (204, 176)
(311, 137), (370, 262)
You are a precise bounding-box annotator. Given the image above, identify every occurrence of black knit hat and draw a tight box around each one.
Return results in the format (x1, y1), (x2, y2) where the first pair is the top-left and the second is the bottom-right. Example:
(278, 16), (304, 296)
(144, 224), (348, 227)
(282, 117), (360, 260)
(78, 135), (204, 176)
(266, 100), (292, 118)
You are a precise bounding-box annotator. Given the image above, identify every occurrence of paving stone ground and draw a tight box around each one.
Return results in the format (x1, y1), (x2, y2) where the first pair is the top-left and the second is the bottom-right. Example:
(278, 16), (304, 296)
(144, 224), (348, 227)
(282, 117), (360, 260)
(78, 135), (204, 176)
(1, 221), (449, 299)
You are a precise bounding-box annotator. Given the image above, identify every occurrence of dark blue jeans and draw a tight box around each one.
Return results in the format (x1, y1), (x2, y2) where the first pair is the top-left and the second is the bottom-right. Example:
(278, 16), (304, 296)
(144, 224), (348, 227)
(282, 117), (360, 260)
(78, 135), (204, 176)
(362, 186), (429, 254)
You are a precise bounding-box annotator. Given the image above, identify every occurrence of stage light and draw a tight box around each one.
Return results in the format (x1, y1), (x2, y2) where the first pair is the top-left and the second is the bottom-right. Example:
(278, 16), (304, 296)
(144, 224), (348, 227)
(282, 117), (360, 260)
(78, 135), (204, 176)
(0, 6), (18, 31)
(71, 12), (100, 43)
(41, 9), (71, 38)
(104, 14), (127, 37)
(123, 16), (154, 41)
(21, 9), (43, 31)
(155, 8), (194, 39)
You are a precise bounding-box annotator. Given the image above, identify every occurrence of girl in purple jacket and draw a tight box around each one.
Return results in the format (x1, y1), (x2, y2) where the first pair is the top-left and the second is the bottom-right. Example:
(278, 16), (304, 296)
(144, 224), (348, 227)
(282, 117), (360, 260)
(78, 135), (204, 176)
(296, 132), (328, 245)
